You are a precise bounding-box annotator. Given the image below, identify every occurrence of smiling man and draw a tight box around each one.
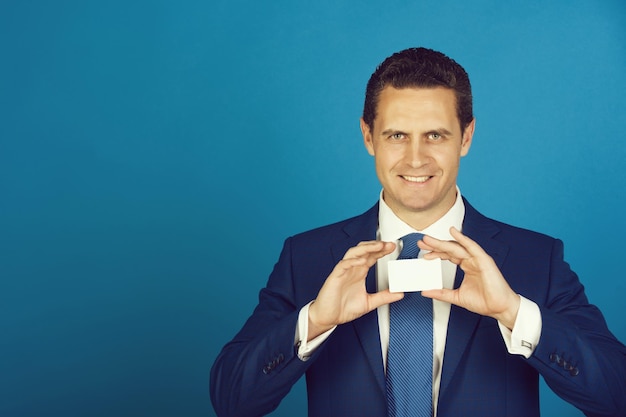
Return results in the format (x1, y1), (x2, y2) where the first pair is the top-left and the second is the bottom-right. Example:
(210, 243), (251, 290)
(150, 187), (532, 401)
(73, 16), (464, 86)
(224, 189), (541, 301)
(210, 47), (626, 417)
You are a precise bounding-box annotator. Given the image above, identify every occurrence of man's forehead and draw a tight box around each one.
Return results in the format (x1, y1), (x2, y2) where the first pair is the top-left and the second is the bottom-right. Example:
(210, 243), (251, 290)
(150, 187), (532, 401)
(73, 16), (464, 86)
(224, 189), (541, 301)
(374, 87), (460, 126)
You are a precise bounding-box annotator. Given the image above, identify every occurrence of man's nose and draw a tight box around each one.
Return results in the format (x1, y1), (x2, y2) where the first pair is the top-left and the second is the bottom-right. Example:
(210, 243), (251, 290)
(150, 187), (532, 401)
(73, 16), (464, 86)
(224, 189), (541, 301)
(407, 139), (428, 168)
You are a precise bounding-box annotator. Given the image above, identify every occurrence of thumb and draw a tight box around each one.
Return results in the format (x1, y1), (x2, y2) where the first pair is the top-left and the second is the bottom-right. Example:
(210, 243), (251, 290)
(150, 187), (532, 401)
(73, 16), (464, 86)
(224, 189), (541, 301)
(369, 289), (404, 310)
(421, 288), (458, 305)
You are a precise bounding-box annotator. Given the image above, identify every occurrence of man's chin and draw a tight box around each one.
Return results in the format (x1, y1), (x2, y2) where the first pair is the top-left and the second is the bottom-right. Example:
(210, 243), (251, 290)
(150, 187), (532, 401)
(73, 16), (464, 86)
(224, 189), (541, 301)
(391, 199), (436, 216)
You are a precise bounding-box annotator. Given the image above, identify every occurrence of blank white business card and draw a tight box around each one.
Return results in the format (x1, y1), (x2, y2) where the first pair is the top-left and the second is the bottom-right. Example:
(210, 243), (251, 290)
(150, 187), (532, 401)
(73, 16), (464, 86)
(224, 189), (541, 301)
(388, 258), (443, 293)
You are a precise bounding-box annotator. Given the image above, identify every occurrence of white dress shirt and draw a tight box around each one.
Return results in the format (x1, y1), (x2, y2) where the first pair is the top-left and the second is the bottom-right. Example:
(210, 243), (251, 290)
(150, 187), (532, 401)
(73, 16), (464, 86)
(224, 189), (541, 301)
(295, 188), (541, 415)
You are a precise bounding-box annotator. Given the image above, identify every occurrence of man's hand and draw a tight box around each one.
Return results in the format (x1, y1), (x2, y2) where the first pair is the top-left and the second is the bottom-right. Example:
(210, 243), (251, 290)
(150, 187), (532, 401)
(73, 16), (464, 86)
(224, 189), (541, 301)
(308, 241), (403, 340)
(420, 227), (521, 329)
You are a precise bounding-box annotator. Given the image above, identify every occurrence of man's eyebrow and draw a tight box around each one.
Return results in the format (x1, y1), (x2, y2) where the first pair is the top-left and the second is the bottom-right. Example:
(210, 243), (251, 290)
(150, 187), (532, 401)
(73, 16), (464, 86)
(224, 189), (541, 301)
(380, 128), (407, 136)
(427, 128), (454, 136)
(379, 127), (455, 136)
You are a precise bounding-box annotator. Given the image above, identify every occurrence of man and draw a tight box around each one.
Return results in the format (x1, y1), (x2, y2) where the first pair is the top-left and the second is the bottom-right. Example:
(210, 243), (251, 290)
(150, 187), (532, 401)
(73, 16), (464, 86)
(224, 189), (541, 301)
(210, 47), (626, 417)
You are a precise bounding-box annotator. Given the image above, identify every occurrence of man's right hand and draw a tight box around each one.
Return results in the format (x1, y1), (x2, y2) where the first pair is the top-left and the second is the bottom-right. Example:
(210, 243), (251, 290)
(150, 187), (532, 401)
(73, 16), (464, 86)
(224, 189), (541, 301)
(307, 240), (403, 340)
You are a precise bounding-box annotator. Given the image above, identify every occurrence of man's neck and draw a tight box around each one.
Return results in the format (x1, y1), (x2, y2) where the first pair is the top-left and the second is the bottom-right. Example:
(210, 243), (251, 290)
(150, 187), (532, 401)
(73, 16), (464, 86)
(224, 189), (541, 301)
(386, 201), (457, 232)
(398, 210), (450, 232)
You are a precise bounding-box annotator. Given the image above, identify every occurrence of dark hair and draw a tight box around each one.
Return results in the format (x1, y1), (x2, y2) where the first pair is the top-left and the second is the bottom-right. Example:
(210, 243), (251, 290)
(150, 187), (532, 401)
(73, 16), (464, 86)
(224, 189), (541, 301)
(362, 47), (473, 132)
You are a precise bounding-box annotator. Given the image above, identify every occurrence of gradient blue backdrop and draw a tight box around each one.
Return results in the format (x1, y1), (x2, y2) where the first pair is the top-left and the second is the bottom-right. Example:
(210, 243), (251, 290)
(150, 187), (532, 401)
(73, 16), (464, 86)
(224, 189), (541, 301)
(1, 1), (624, 416)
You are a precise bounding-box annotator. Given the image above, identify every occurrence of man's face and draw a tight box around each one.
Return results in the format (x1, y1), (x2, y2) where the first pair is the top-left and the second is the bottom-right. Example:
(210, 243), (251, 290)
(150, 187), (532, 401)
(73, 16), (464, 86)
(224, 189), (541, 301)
(361, 86), (474, 228)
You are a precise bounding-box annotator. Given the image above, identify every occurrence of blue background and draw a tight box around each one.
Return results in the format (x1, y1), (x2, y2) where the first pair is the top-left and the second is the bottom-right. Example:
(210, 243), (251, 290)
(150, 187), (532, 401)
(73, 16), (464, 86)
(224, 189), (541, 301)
(1, 1), (624, 416)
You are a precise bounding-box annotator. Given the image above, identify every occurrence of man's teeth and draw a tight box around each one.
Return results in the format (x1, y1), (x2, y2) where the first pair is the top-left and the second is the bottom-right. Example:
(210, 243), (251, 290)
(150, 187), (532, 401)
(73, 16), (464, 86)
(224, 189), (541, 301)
(403, 175), (430, 183)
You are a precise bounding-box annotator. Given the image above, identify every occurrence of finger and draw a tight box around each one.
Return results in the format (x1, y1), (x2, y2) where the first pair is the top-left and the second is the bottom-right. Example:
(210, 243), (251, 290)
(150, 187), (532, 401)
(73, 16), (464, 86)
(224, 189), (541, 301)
(422, 251), (463, 265)
(368, 289), (404, 310)
(333, 250), (389, 282)
(355, 240), (385, 248)
(420, 235), (470, 260)
(448, 227), (488, 258)
(418, 236), (463, 264)
(416, 239), (436, 252)
(359, 243), (396, 268)
(334, 256), (369, 274)
(421, 288), (459, 305)
(344, 240), (396, 261)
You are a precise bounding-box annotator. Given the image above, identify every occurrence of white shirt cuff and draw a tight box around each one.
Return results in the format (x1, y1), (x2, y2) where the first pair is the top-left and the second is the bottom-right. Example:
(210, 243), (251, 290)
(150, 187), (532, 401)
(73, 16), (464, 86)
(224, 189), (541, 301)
(498, 295), (542, 358)
(294, 301), (336, 360)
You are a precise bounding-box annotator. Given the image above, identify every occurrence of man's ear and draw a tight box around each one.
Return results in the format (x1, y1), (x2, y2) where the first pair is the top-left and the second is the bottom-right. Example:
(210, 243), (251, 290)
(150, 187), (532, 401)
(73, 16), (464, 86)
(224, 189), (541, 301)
(360, 118), (375, 156)
(460, 118), (475, 157)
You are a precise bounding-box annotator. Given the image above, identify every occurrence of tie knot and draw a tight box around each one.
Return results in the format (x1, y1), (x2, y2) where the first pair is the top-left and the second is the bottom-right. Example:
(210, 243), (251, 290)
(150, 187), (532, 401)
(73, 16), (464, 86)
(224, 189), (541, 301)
(398, 232), (424, 260)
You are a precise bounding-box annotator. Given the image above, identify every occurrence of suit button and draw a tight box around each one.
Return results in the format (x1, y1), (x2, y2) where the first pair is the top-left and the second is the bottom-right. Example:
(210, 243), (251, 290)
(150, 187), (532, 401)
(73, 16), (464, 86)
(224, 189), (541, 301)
(570, 367), (579, 376)
(549, 353), (560, 363)
(262, 365), (271, 374)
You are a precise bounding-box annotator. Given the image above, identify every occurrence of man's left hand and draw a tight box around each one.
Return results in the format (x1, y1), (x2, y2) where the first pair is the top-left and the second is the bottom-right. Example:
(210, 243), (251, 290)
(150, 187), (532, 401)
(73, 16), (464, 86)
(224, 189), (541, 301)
(419, 227), (521, 329)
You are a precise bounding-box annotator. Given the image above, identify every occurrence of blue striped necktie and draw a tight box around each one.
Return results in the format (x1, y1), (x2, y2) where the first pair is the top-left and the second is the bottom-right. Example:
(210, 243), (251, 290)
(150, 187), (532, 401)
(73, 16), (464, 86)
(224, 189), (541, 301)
(386, 232), (433, 417)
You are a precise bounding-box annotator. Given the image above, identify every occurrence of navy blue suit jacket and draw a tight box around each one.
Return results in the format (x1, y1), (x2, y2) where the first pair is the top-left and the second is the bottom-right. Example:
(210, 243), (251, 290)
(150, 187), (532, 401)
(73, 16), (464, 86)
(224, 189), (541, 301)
(211, 200), (626, 417)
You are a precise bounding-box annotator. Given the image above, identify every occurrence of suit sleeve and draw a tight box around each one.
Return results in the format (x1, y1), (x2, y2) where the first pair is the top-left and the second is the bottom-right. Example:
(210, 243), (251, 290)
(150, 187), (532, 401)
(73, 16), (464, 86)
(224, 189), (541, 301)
(210, 237), (322, 417)
(526, 239), (626, 417)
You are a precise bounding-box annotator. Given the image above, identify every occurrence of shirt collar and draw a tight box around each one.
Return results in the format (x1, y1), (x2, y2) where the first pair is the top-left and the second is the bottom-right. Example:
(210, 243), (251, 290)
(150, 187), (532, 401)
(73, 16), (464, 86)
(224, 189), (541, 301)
(378, 186), (465, 243)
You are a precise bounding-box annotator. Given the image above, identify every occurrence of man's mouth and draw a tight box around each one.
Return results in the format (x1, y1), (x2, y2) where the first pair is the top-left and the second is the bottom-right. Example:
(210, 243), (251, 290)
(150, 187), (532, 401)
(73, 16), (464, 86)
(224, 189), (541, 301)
(401, 175), (431, 183)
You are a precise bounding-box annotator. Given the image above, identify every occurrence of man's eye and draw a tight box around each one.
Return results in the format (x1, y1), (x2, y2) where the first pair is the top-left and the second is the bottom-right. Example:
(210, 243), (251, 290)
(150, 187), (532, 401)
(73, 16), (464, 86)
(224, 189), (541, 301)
(429, 133), (442, 140)
(390, 133), (405, 140)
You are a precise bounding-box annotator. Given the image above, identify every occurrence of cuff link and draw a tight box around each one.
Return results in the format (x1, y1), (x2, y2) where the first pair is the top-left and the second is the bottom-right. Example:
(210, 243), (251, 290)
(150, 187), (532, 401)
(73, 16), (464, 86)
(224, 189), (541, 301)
(521, 340), (533, 349)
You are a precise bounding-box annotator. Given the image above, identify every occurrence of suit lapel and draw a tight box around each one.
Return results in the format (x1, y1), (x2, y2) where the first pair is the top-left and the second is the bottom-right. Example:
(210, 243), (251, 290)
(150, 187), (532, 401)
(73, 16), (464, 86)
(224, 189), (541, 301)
(330, 204), (388, 396)
(439, 199), (510, 400)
